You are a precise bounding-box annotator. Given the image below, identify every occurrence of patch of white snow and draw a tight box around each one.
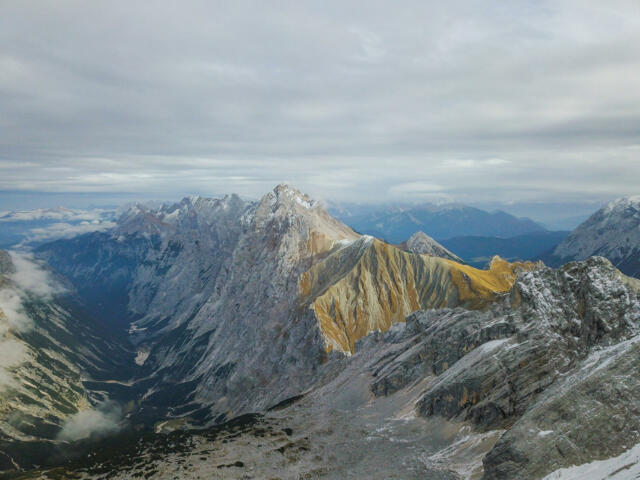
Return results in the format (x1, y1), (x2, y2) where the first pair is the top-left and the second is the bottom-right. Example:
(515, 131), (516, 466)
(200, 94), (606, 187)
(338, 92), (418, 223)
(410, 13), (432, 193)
(542, 442), (640, 479)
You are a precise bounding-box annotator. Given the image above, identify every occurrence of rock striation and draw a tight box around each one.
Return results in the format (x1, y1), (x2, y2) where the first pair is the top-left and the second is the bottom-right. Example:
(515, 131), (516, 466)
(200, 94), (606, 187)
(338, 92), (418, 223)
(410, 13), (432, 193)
(361, 256), (640, 479)
(302, 239), (537, 353)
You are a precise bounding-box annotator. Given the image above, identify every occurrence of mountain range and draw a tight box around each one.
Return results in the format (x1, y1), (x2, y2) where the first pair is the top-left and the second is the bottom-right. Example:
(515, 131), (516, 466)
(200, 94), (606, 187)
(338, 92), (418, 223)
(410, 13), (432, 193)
(1, 185), (639, 479)
(330, 202), (546, 243)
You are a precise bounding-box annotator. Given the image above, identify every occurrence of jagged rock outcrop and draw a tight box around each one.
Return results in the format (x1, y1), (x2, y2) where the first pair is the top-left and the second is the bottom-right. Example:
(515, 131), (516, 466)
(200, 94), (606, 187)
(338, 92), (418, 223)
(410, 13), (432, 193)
(361, 256), (640, 479)
(543, 196), (640, 278)
(37, 186), (361, 422)
(400, 230), (462, 262)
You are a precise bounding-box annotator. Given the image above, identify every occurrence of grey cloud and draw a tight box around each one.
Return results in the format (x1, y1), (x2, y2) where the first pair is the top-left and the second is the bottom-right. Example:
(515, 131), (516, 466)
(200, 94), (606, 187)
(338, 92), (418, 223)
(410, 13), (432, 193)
(0, 338), (28, 389)
(0, 1), (639, 204)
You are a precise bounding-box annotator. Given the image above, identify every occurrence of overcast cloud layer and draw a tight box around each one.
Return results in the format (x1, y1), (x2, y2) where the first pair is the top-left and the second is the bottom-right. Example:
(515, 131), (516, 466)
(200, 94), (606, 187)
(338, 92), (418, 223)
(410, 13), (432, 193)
(1, 1), (639, 204)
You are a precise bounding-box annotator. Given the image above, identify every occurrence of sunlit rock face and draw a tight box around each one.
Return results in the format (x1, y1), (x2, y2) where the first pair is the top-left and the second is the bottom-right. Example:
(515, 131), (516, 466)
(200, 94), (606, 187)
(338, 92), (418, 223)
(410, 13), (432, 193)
(301, 238), (538, 353)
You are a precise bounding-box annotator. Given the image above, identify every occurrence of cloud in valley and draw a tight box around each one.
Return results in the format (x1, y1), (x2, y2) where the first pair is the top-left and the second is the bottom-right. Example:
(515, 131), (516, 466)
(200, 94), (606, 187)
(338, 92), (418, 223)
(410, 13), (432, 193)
(57, 402), (124, 441)
(21, 220), (117, 245)
(0, 253), (65, 390)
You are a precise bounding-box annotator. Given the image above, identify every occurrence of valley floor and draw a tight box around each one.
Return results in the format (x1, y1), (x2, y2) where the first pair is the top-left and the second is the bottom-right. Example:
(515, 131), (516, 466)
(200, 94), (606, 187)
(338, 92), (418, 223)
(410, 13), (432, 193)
(9, 352), (495, 480)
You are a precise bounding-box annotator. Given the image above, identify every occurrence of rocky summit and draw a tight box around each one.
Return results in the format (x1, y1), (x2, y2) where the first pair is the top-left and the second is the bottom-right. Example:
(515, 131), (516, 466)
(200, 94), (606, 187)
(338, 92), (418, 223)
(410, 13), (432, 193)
(544, 196), (640, 279)
(401, 230), (463, 262)
(1, 185), (638, 479)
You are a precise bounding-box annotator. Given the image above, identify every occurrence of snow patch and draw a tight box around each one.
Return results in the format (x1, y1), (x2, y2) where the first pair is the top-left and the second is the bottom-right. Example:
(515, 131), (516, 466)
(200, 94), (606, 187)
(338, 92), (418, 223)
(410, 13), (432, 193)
(295, 195), (314, 209)
(135, 348), (150, 366)
(542, 442), (640, 479)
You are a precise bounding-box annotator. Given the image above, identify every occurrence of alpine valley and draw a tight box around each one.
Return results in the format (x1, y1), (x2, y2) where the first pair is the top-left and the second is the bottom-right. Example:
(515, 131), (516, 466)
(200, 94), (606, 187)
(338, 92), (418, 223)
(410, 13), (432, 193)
(1, 185), (640, 480)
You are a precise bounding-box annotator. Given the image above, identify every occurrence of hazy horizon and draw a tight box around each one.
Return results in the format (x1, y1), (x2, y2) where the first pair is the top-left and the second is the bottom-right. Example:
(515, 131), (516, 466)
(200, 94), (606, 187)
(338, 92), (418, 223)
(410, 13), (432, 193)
(0, 185), (604, 230)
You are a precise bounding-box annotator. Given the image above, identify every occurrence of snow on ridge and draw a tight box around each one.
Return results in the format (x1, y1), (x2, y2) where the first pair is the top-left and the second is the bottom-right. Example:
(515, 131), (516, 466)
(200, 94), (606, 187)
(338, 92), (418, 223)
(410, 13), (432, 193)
(542, 441), (640, 479)
(295, 195), (315, 209)
(604, 196), (640, 213)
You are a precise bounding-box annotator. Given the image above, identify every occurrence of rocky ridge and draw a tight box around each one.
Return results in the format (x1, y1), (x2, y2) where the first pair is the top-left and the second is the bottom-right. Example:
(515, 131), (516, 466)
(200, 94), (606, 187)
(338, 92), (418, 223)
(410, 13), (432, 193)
(401, 231), (462, 262)
(545, 196), (640, 278)
(362, 256), (640, 479)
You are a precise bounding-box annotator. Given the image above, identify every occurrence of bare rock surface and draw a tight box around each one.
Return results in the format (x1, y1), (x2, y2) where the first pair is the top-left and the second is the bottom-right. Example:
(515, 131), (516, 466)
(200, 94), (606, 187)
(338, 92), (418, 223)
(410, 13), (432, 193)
(360, 256), (640, 479)
(402, 230), (463, 262)
(545, 196), (640, 278)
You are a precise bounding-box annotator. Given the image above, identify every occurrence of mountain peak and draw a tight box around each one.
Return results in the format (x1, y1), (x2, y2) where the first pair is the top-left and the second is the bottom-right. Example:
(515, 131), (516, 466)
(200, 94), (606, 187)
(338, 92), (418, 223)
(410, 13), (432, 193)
(604, 195), (640, 213)
(547, 195), (640, 279)
(271, 184), (318, 210)
(402, 230), (462, 262)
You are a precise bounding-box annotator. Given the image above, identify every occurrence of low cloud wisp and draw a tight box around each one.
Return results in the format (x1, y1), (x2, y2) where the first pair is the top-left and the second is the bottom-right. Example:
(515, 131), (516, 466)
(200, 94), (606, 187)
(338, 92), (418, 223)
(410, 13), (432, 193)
(0, 252), (66, 391)
(57, 402), (124, 442)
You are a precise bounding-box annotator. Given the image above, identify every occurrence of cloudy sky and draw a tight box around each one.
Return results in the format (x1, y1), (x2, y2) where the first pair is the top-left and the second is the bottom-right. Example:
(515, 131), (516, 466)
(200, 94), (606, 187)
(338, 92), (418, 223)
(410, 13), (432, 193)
(1, 0), (639, 209)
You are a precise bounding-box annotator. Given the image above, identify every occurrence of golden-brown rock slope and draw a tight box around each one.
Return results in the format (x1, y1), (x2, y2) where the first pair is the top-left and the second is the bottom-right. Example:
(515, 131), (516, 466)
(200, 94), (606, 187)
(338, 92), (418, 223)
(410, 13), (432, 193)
(300, 235), (539, 354)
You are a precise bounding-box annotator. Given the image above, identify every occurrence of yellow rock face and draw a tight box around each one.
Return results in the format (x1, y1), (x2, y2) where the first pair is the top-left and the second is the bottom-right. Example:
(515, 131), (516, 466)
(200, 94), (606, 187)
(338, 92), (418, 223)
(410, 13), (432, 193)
(300, 238), (538, 354)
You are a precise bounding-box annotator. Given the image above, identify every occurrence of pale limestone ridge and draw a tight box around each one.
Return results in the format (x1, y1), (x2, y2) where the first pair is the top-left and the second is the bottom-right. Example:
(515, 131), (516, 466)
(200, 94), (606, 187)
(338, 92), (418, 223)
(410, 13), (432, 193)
(402, 230), (462, 262)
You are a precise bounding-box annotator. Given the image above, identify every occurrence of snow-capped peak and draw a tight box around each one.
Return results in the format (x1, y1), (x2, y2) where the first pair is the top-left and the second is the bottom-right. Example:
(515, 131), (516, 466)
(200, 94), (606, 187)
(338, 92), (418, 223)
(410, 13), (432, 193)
(603, 196), (640, 213)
